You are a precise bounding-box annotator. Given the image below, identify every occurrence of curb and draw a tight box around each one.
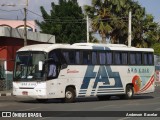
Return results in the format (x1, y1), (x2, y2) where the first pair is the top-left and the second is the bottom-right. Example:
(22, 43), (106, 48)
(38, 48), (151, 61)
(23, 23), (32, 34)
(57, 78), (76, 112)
(0, 93), (12, 96)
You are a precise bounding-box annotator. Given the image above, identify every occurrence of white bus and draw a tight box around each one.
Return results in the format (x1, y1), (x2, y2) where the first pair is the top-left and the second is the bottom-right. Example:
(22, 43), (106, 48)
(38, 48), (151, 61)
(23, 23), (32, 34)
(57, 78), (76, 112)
(13, 43), (155, 103)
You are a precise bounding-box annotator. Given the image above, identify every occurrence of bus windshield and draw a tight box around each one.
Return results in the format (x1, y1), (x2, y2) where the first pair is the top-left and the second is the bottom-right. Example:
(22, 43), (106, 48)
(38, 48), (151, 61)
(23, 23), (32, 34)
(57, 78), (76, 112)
(13, 51), (46, 81)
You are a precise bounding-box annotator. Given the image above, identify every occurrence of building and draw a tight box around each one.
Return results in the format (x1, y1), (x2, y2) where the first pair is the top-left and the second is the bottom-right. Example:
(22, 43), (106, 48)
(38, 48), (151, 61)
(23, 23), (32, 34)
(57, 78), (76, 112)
(0, 21), (55, 90)
(0, 20), (37, 32)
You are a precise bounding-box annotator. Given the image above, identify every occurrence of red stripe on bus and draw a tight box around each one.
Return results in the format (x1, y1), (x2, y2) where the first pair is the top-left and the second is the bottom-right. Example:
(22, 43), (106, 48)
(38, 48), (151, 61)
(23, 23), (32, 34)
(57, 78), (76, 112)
(139, 76), (154, 93)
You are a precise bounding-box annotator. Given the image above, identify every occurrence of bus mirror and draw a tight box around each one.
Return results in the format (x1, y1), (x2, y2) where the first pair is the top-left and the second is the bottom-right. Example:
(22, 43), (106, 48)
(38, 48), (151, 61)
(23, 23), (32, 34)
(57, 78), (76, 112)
(38, 61), (43, 71)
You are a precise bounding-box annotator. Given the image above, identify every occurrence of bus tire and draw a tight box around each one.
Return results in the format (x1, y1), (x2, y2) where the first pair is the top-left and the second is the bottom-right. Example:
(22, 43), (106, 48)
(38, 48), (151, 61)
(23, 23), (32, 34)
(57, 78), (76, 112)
(125, 85), (134, 99)
(36, 99), (48, 103)
(64, 87), (76, 103)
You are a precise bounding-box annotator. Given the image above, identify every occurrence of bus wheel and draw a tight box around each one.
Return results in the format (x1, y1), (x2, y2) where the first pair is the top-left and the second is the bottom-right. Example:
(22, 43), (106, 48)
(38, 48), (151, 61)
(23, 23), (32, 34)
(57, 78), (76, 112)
(125, 85), (134, 99)
(36, 99), (48, 103)
(64, 87), (76, 103)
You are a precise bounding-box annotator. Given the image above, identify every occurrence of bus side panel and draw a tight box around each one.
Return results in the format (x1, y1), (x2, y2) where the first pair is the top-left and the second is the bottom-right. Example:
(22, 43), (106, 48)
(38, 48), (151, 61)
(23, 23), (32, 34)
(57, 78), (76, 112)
(77, 65), (125, 97)
(77, 65), (155, 97)
(125, 66), (155, 94)
(45, 66), (88, 99)
(45, 65), (155, 99)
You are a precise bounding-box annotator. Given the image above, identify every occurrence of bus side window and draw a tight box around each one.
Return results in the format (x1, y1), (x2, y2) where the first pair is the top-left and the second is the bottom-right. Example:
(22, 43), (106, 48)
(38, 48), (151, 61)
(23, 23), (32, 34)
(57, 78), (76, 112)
(136, 53), (142, 65)
(75, 51), (80, 64)
(62, 50), (75, 65)
(69, 51), (75, 64)
(99, 52), (106, 65)
(121, 52), (128, 65)
(106, 52), (112, 65)
(144, 53), (154, 65)
(114, 52), (121, 65)
(63, 52), (70, 64)
(148, 53), (153, 65)
(48, 50), (61, 78)
(83, 51), (91, 64)
(143, 53), (148, 65)
(49, 51), (59, 62)
(92, 52), (98, 65)
(130, 53), (136, 65)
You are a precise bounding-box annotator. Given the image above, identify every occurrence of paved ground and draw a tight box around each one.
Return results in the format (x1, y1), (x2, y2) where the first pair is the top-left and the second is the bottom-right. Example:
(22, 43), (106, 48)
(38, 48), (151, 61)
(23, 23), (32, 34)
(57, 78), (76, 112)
(0, 88), (160, 120)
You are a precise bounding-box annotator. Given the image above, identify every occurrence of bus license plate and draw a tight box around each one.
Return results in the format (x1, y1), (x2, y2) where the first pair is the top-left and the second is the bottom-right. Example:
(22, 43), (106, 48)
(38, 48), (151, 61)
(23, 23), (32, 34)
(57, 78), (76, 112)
(22, 91), (28, 95)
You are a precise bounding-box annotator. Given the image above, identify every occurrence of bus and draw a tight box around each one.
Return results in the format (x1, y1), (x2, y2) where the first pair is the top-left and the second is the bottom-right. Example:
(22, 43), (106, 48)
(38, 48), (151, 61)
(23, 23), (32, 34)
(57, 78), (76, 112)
(13, 43), (155, 103)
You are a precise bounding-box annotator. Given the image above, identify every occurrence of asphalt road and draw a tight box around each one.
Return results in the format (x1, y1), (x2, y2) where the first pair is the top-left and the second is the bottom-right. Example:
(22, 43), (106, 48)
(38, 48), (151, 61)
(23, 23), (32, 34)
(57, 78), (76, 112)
(0, 86), (160, 120)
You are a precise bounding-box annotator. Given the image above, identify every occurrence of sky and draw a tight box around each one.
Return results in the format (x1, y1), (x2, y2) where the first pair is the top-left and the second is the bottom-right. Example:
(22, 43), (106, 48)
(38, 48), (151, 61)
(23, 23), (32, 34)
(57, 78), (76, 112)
(137, 0), (160, 22)
(0, 0), (159, 22)
(0, 0), (91, 21)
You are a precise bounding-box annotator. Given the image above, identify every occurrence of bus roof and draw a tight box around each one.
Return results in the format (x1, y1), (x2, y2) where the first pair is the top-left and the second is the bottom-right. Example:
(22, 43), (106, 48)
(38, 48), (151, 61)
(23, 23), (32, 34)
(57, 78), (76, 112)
(17, 43), (154, 53)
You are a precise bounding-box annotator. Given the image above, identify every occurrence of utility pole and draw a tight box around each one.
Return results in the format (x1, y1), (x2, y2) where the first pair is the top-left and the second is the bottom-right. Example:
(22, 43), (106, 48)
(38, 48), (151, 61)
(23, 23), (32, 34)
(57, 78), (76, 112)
(24, 0), (28, 46)
(128, 11), (132, 47)
(86, 15), (89, 43)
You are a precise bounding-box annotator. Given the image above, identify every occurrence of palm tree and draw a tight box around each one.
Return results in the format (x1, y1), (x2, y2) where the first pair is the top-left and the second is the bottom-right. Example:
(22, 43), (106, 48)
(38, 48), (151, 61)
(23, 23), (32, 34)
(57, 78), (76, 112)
(85, 0), (128, 44)
(109, 0), (127, 44)
(85, 0), (158, 47)
(130, 1), (146, 47)
(85, 0), (114, 43)
(93, 8), (113, 43)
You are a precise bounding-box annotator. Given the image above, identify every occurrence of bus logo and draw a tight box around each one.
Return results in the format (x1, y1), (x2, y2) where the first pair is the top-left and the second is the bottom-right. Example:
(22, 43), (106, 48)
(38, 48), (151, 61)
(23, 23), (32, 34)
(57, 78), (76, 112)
(80, 66), (123, 96)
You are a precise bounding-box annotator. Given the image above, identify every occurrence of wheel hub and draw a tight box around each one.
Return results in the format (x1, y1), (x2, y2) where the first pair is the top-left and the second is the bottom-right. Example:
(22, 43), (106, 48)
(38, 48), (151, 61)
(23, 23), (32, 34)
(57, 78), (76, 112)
(66, 91), (72, 99)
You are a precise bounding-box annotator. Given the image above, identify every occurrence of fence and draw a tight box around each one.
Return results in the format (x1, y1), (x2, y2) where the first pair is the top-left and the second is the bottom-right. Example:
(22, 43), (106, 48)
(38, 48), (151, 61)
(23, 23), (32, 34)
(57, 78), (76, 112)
(0, 60), (13, 91)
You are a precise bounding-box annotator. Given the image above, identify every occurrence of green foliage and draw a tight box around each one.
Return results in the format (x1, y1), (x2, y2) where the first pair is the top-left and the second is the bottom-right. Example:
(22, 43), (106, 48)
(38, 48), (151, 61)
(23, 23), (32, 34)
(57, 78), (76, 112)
(36, 0), (86, 44)
(151, 26), (160, 54)
(84, 0), (160, 51)
(152, 43), (160, 55)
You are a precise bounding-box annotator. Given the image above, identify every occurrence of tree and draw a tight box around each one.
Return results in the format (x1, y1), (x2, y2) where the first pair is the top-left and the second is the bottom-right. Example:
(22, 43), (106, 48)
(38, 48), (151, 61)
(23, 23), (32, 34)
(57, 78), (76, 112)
(108, 0), (128, 44)
(84, 0), (127, 44)
(84, 0), (159, 48)
(151, 25), (160, 55)
(36, 0), (86, 44)
(85, 0), (112, 43)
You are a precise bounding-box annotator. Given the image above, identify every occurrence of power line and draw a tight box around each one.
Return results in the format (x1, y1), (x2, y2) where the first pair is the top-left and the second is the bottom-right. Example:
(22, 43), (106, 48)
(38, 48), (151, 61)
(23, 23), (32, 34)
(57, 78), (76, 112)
(26, 8), (86, 21)
(0, 18), (10, 20)
(26, 8), (126, 23)
(26, 9), (42, 18)
(0, 7), (129, 23)
(26, 21), (39, 28)
(0, 8), (22, 12)
(44, 21), (86, 23)
(26, 8), (128, 23)
(0, 18), (22, 20)
(25, 10), (86, 23)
